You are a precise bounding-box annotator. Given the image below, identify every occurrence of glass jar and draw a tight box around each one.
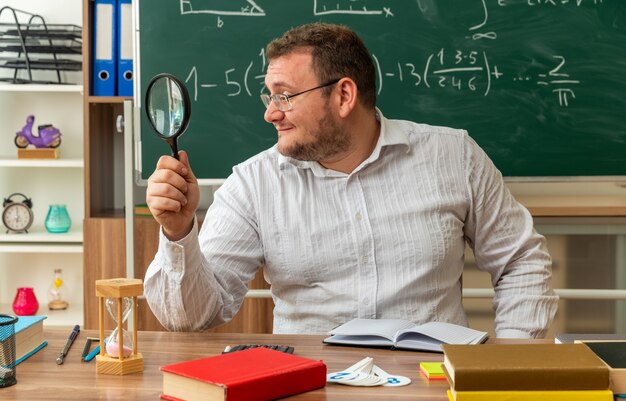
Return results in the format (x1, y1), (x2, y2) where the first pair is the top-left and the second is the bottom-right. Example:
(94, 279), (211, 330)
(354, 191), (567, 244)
(12, 287), (39, 316)
(48, 268), (69, 310)
(45, 204), (71, 233)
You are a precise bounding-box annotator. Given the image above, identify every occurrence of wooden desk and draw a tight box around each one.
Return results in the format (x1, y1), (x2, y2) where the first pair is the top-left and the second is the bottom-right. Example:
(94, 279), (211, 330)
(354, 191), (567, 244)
(5, 329), (456, 400)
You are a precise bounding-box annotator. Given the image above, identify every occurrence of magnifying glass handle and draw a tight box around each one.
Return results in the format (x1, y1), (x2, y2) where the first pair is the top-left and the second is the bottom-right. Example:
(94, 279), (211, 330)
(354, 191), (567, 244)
(167, 138), (179, 160)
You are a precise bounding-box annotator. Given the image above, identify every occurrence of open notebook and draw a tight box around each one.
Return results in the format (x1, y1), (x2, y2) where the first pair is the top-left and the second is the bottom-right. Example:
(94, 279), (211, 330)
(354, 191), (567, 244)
(323, 318), (488, 353)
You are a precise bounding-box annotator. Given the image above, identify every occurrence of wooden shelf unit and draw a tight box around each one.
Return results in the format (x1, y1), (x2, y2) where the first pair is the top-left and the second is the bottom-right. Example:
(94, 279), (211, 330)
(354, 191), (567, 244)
(82, 0), (127, 329)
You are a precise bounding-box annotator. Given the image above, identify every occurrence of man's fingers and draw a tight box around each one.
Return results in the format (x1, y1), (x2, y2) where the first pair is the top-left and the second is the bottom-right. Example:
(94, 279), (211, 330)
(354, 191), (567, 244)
(147, 182), (187, 210)
(147, 152), (197, 240)
(178, 151), (197, 182)
(155, 154), (189, 178)
(149, 197), (183, 214)
(148, 168), (189, 194)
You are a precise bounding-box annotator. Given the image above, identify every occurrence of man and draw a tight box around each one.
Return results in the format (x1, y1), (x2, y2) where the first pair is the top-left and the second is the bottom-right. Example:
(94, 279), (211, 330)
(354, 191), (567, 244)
(144, 23), (558, 338)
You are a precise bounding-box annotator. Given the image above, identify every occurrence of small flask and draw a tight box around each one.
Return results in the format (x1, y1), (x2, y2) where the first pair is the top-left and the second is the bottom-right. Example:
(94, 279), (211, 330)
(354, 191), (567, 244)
(45, 204), (72, 233)
(48, 268), (69, 310)
(12, 287), (39, 316)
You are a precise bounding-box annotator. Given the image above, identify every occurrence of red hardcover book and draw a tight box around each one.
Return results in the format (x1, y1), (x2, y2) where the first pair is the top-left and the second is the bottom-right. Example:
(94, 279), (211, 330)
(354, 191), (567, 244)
(160, 347), (327, 401)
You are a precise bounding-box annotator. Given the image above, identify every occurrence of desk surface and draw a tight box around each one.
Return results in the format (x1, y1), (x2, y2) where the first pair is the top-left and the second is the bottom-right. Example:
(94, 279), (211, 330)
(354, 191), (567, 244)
(4, 329), (482, 400)
(6, 329), (550, 400)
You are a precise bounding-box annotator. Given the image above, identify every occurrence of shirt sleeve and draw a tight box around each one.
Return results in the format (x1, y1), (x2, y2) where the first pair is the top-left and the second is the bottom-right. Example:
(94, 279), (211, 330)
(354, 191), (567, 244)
(462, 134), (558, 339)
(144, 168), (264, 331)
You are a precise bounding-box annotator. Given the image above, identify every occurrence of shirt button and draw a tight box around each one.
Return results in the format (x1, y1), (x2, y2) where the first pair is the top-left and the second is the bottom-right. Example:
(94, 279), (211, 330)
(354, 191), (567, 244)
(363, 298), (370, 305)
(356, 212), (362, 221)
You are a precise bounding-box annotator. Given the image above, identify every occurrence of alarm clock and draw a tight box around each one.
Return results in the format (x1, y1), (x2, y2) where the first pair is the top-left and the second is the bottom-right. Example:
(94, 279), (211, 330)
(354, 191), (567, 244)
(2, 193), (34, 233)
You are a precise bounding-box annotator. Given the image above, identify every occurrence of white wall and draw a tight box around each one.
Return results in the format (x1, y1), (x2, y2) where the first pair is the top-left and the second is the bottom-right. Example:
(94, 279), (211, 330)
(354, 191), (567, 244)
(0, 0), (82, 23)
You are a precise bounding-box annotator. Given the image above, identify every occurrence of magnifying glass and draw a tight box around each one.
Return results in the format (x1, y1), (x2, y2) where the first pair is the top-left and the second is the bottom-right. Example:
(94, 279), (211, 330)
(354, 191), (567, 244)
(145, 73), (191, 160)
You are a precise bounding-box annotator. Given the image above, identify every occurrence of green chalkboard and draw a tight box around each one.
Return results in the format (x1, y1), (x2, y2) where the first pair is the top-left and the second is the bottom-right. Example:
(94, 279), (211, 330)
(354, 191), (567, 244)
(138, 0), (626, 181)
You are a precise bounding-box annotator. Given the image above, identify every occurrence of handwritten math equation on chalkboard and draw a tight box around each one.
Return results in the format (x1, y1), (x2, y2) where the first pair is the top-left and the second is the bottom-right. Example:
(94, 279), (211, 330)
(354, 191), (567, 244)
(179, 0), (394, 18)
(178, 0), (603, 39)
(183, 48), (579, 108)
(175, 0), (597, 107)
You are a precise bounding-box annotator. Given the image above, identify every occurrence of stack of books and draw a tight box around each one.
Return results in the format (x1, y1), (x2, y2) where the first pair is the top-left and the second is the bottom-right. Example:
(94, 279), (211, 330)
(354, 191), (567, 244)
(441, 343), (614, 401)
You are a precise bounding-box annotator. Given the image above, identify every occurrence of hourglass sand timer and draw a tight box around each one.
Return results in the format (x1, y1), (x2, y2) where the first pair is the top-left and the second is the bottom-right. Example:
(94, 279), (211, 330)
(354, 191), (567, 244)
(95, 278), (143, 375)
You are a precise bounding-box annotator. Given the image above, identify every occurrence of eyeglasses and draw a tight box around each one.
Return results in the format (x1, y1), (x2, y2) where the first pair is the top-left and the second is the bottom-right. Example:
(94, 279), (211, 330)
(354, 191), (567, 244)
(260, 79), (340, 112)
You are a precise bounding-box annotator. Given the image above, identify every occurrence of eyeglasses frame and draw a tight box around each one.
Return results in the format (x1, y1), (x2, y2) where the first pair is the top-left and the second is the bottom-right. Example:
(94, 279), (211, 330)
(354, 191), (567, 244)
(260, 78), (341, 111)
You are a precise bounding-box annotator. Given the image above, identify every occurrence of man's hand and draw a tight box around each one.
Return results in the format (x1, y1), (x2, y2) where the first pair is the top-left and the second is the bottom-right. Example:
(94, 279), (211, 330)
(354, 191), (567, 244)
(146, 151), (199, 241)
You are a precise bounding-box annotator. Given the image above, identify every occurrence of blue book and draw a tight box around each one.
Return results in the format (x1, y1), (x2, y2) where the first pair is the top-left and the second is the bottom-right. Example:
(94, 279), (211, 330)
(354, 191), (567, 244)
(0, 316), (47, 366)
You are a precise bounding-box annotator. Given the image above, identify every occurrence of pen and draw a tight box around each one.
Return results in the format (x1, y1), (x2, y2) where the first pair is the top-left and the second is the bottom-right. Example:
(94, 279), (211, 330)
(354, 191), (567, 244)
(84, 340), (106, 362)
(56, 324), (80, 365)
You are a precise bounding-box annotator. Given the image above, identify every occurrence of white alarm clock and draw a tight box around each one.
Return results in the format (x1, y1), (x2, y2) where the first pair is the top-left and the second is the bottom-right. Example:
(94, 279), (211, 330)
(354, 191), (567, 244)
(2, 193), (34, 233)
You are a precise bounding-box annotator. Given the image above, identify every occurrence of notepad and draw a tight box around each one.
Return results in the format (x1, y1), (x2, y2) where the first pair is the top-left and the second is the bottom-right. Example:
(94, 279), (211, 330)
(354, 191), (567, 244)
(419, 361), (447, 380)
(323, 318), (488, 353)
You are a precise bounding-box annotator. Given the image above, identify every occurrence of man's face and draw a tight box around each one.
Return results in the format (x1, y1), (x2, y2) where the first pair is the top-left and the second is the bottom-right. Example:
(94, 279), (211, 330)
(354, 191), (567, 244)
(263, 51), (350, 162)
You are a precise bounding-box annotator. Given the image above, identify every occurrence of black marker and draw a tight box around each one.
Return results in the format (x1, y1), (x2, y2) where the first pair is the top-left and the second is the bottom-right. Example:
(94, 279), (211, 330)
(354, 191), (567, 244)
(81, 337), (99, 361)
(56, 325), (80, 365)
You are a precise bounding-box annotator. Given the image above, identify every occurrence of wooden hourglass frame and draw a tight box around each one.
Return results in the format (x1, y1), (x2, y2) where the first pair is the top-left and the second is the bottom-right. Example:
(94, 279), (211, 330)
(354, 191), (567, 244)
(95, 278), (143, 375)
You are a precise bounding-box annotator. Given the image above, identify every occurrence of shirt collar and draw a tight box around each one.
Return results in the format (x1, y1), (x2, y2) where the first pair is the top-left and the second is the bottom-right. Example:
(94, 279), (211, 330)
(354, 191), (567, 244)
(277, 108), (411, 174)
(370, 108), (411, 157)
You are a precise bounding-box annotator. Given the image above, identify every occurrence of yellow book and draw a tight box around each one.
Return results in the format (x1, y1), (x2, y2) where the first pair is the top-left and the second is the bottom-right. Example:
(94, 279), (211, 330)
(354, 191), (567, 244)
(447, 389), (614, 401)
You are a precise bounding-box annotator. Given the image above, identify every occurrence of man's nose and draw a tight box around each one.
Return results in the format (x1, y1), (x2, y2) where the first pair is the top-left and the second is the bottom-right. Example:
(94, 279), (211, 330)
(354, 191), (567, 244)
(263, 101), (284, 123)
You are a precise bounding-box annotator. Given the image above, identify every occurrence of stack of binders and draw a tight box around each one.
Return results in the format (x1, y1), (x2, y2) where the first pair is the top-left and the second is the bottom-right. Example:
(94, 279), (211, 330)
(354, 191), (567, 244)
(441, 343), (614, 401)
(92, 0), (133, 96)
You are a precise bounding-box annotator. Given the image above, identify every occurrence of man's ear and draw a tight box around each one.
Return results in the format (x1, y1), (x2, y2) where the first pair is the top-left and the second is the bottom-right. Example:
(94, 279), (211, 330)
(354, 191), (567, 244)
(336, 77), (358, 118)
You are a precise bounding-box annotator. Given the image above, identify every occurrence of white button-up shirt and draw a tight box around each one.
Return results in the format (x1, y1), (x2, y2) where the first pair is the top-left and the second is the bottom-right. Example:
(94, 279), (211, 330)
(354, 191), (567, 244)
(144, 110), (558, 338)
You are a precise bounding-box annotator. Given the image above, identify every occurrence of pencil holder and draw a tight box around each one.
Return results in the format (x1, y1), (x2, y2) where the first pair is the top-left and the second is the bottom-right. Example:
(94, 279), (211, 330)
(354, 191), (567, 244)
(95, 278), (143, 375)
(0, 314), (18, 388)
